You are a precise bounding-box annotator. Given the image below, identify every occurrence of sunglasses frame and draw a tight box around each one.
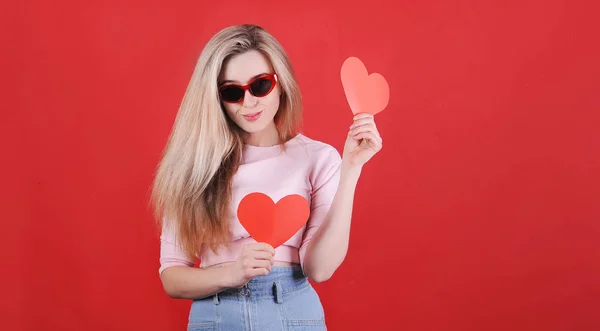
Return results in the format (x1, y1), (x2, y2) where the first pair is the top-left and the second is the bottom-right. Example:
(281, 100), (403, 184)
(218, 73), (278, 103)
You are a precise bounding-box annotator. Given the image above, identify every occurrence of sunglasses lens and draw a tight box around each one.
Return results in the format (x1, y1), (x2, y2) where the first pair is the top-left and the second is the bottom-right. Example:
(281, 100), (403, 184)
(219, 86), (244, 102)
(250, 77), (274, 97)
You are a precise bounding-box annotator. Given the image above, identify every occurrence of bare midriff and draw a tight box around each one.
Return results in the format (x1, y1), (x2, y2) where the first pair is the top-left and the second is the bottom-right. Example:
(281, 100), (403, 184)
(204, 261), (297, 269)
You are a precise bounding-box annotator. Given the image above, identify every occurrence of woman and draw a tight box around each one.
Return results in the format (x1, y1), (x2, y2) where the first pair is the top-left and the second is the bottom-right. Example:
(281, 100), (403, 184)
(151, 24), (382, 330)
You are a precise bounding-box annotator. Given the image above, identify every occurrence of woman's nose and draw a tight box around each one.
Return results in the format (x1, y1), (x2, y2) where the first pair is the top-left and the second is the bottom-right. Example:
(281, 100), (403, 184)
(242, 90), (258, 108)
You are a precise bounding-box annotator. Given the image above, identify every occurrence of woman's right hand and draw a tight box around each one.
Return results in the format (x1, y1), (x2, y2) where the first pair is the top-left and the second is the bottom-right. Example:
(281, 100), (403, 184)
(226, 242), (275, 288)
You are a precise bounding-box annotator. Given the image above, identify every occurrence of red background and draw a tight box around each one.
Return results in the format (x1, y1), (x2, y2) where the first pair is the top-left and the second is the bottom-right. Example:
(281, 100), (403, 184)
(3, 0), (599, 330)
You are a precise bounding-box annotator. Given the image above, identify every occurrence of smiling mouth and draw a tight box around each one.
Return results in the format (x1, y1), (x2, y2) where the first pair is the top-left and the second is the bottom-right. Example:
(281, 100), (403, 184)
(242, 111), (263, 121)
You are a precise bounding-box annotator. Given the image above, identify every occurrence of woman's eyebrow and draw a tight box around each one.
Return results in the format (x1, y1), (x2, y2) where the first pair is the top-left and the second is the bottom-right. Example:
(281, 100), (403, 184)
(219, 73), (270, 85)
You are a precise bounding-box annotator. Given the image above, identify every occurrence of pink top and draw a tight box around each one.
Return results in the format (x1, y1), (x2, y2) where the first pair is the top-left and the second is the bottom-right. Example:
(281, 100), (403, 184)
(159, 133), (342, 274)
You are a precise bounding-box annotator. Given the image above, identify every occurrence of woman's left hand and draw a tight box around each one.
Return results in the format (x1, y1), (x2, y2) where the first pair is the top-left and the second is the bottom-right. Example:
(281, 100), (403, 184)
(342, 113), (383, 169)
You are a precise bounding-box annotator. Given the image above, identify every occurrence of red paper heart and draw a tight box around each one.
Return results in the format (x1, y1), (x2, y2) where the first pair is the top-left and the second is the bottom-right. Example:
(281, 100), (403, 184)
(237, 193), (310, 248)
(341, 56), (390, 115)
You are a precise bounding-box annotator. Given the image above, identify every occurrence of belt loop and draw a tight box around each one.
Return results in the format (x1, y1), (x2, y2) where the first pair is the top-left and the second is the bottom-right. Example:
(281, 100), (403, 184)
(273, 281), (283, 304)
(213, 292), (220, 305)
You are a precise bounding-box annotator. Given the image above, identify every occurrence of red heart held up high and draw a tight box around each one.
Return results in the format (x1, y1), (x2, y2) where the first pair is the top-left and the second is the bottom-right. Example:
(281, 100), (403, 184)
(237, 192), (310, 249)
(341, 56), (390, 115)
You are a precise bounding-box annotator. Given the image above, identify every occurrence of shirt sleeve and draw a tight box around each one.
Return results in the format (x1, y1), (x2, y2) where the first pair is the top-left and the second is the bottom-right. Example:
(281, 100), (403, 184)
(298, 146), (342, 267)
(158, 221), (196, 275)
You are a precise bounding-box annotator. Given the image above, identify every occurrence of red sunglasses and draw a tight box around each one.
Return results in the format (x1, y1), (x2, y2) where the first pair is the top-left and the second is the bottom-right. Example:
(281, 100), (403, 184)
(218, 73), (278, 103)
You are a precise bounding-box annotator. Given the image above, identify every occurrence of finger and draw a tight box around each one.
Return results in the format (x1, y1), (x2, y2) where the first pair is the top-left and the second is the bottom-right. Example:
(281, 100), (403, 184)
(350, 123), (378, 137)
(352, 113), (374, 121)
(250, 242), (276, 255)
(349, 117), (376, 129)
(252, 251), (275, 263)
(249, 259), (273, 271)
(248, 267), (270, 278)
(353, 130), (381, 142)
(353, 131), (383, 147)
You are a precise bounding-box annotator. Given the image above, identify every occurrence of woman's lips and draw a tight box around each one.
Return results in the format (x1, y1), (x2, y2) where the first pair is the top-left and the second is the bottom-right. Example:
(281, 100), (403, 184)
(242, 111), (262, 122)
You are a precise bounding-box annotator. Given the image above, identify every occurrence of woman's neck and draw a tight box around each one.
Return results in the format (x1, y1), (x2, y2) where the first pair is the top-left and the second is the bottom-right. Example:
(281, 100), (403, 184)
(243, 122), (280, 147)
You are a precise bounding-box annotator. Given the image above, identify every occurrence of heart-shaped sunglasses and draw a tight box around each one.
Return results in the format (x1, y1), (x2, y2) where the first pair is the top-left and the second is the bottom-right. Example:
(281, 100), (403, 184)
(218, 73), (278, 103)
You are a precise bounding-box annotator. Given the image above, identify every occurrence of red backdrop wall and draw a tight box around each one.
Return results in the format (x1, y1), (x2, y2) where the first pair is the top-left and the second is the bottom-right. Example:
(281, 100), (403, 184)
(3, 0), (599, 330)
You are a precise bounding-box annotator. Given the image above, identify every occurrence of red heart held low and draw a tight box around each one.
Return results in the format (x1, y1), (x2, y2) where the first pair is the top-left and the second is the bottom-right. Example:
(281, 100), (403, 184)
(237, 192), (311, 248)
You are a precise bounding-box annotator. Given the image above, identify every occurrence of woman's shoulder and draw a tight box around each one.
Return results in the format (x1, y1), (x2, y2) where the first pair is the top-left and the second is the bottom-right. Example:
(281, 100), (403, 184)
(293, 133), (342, 164)
(292, 134), (342, 186)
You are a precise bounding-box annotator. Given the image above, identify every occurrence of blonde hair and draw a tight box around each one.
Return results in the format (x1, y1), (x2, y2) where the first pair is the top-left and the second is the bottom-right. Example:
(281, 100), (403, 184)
(150, 24), (302, 259)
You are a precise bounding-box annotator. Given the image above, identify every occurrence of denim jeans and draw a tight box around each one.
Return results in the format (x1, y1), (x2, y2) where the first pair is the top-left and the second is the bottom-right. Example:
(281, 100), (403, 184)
(187, 266), (327, 331)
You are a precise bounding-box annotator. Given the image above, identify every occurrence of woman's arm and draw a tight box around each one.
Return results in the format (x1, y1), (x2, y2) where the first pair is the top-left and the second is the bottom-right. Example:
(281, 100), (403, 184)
(160, 266), (233, 300)
(302, 113), (382, 283)
(301, 162), (362, 283)
(159, 242), (275, 300)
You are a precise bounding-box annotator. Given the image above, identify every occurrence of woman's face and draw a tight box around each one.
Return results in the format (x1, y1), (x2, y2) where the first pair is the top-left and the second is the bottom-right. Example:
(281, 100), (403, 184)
(219, 50), (281, 136)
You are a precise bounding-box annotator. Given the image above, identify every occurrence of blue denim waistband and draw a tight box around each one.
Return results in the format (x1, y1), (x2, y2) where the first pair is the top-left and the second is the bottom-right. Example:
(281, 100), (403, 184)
(217, 266), (308, 302)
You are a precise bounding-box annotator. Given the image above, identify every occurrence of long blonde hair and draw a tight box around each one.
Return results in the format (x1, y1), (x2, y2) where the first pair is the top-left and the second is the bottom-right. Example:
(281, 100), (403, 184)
(150, 24), (303, 259)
